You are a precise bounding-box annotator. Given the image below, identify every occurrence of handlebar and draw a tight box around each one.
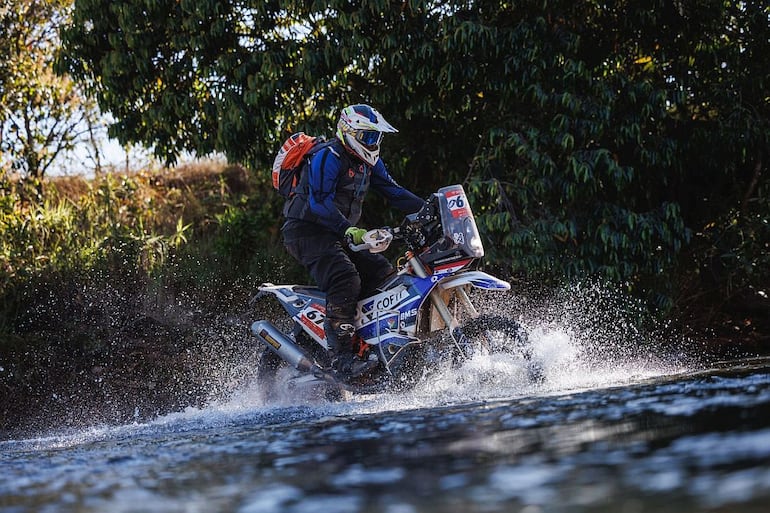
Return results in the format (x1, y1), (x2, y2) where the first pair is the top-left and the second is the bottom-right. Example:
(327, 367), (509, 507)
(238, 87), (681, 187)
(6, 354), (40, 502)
(348, 194), (441, 253)
(347, 186), (480, 259)
(348, 228), (394, 253)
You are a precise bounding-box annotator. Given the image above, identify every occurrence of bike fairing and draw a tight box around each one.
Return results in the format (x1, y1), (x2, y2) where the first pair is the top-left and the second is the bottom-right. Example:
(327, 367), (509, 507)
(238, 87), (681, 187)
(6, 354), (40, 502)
(257, 258), (510, 353)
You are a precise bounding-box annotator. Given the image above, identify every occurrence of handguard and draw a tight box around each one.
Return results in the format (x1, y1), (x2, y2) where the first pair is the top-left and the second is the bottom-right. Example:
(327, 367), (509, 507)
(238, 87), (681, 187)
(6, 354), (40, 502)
(349, 228), (393, 253)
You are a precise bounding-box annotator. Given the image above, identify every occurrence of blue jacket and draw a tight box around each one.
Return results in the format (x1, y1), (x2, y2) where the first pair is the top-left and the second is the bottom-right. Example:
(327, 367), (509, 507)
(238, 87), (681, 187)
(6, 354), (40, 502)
(283, 139), (425, 236)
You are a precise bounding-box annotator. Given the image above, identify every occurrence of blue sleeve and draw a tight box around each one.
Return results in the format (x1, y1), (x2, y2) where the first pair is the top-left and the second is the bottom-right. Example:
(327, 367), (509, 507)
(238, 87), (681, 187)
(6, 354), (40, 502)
(370, 160), (426, 213)
(307, 147), (352, 235)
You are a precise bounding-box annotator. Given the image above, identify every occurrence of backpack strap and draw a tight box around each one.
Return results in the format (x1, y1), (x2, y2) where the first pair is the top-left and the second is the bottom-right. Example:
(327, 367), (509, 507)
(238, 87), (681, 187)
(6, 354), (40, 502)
(305, 138), (356, 174)
(291, 138), (357, 197)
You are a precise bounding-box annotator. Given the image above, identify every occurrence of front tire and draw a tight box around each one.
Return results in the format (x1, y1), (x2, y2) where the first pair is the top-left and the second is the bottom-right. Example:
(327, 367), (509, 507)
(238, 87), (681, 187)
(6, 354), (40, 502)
(461, 315), (530, 353)
(460, 315), (543, 382)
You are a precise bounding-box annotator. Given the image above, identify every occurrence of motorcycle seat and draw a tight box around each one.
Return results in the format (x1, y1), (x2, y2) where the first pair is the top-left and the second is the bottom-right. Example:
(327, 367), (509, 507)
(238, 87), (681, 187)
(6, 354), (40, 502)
(292, 285), (326, 300)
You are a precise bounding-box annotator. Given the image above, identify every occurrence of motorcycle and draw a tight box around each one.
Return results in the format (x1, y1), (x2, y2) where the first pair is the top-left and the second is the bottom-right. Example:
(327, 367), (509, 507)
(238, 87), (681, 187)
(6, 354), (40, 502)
(250, 184), (535, 397)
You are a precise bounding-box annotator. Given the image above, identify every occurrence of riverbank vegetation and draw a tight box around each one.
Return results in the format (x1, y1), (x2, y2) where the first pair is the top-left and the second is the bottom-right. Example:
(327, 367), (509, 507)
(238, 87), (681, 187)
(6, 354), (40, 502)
(56, 0), (769, 344)
(0, 164), (297, 436)
(1, 159), (766, 437)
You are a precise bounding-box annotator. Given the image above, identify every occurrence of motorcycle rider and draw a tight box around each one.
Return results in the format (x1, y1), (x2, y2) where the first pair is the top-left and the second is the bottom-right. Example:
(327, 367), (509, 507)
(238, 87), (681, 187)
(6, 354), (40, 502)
(281, 104), (425, 382)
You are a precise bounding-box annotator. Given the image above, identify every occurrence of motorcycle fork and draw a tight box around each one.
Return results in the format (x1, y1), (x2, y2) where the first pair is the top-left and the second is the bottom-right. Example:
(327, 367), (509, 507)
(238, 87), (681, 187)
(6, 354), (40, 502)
(409, 254), (477, 359)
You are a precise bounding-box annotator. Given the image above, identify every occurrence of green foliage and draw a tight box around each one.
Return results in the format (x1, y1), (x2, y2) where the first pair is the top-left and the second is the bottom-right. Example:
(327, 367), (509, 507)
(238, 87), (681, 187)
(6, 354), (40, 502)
(457, 2), (695, 288)
(213, 195), (279, 266)
(0, 175), (189, 289)
(0, 173), (187, 334)
(58, 0), (769, 327)
(0, 0), (101, 179)
(0, 163), (309, 335)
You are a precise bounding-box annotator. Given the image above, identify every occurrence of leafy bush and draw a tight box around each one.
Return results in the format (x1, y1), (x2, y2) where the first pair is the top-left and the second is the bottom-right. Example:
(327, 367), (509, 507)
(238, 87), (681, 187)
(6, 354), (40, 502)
(0, 165), (263, 335)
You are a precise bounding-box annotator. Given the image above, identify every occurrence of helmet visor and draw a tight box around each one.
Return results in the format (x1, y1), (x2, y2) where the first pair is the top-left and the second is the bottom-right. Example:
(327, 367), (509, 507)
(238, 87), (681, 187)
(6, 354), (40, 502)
(355, 130), (383, 148)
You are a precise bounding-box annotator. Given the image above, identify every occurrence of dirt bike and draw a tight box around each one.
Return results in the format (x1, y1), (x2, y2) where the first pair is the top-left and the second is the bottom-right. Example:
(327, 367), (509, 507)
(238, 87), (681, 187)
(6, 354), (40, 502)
(250, 184), (535, 397)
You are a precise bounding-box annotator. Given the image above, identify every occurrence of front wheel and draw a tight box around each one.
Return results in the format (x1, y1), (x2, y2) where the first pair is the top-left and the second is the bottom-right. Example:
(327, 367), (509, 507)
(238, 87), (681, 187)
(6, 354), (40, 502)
(461, 315), (529, 353)
(460, 315), (543, 382)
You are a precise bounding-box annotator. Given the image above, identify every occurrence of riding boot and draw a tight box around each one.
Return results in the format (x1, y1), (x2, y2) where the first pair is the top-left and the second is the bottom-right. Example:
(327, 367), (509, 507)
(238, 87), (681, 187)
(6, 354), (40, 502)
(325, 311), (377, 382)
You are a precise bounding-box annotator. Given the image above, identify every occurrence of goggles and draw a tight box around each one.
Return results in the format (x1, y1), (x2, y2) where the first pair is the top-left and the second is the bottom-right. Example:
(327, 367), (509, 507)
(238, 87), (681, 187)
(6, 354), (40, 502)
(354, 130), (383, 147)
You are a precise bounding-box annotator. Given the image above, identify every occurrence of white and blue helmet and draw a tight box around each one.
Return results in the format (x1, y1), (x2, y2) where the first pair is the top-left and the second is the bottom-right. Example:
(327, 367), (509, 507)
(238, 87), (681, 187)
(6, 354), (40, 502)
(336, 104), (397, 166)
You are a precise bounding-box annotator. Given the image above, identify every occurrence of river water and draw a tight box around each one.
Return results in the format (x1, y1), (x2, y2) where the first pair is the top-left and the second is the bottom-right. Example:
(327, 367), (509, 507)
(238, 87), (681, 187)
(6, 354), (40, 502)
(2, 322), (769, 513)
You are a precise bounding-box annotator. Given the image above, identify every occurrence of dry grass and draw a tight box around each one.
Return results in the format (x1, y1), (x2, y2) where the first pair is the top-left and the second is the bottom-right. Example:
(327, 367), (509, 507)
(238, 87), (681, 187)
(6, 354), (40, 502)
(44, 162), (260, 235)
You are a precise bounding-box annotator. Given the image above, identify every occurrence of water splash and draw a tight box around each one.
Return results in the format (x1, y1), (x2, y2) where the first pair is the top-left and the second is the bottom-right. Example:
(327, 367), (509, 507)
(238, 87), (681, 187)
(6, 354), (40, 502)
(5, 279), (692, 444)
(186, 280), (691, 424)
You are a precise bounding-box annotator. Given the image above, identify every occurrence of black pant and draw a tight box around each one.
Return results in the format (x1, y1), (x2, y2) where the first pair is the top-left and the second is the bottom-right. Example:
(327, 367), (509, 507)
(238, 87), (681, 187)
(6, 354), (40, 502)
(283, 227), (393, 321)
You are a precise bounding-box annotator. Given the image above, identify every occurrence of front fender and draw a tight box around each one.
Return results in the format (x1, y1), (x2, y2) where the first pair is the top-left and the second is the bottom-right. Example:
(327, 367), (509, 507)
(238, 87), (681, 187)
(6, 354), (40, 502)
(437, 271), (511, 291)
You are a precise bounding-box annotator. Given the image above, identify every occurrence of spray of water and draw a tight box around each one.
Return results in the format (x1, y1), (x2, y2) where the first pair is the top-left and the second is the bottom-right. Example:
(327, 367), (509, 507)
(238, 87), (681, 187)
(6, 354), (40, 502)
(197, 279), (692, 422)
(4, 278), (694, 442)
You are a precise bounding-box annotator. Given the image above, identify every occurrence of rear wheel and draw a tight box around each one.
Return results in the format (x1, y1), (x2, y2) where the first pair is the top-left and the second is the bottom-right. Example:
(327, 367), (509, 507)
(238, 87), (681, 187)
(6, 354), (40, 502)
(255, 347), (284, 401)
(254, 332), (341, 402)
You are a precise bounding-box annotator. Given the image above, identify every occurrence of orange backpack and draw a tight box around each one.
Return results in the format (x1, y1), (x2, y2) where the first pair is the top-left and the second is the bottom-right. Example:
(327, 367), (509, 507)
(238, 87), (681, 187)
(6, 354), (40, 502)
(272, 132), (334, 198)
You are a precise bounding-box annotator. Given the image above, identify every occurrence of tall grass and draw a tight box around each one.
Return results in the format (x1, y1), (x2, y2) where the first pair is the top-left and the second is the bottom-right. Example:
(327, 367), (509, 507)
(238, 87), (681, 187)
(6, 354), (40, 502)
(0, 163), (297, 337)
(2, 175), (185, 287)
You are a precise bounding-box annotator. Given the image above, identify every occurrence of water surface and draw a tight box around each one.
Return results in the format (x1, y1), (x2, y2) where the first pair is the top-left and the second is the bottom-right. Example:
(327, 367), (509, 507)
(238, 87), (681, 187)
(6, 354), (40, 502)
(2, 327), (769, 513)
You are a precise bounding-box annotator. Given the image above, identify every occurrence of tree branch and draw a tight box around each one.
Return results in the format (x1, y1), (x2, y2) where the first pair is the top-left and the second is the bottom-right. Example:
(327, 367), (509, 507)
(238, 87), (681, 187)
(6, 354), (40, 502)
(740, 150), (763, 216)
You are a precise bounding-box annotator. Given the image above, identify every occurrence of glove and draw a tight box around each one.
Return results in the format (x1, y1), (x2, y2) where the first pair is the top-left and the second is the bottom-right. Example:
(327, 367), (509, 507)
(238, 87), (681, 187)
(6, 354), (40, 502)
(345, 226), (367, 245)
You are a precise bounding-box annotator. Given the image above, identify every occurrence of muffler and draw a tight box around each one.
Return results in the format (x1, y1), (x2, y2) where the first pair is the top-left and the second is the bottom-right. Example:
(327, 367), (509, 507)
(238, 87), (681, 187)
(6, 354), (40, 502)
(250, 320), (322, 374)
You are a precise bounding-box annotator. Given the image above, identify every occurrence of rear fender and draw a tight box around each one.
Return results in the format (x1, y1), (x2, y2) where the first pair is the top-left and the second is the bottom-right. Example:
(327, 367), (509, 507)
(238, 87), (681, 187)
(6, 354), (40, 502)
(253, 283), (328, 346)
(252, 283), (295, 303)
(254, 283), (325, 308)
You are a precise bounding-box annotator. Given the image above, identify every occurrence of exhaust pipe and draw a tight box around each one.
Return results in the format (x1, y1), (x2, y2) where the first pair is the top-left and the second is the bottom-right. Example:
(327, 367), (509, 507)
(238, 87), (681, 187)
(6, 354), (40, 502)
(251, 320), (321, 374)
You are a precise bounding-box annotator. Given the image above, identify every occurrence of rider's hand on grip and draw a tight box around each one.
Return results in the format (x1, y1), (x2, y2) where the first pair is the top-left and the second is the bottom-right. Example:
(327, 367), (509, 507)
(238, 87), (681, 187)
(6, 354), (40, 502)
(345, 226), (367, 245)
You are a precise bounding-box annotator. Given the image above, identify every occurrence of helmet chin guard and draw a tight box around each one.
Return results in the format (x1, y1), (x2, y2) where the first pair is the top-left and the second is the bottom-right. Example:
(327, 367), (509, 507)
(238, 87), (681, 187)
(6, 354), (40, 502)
(336, 104), (397, 166)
